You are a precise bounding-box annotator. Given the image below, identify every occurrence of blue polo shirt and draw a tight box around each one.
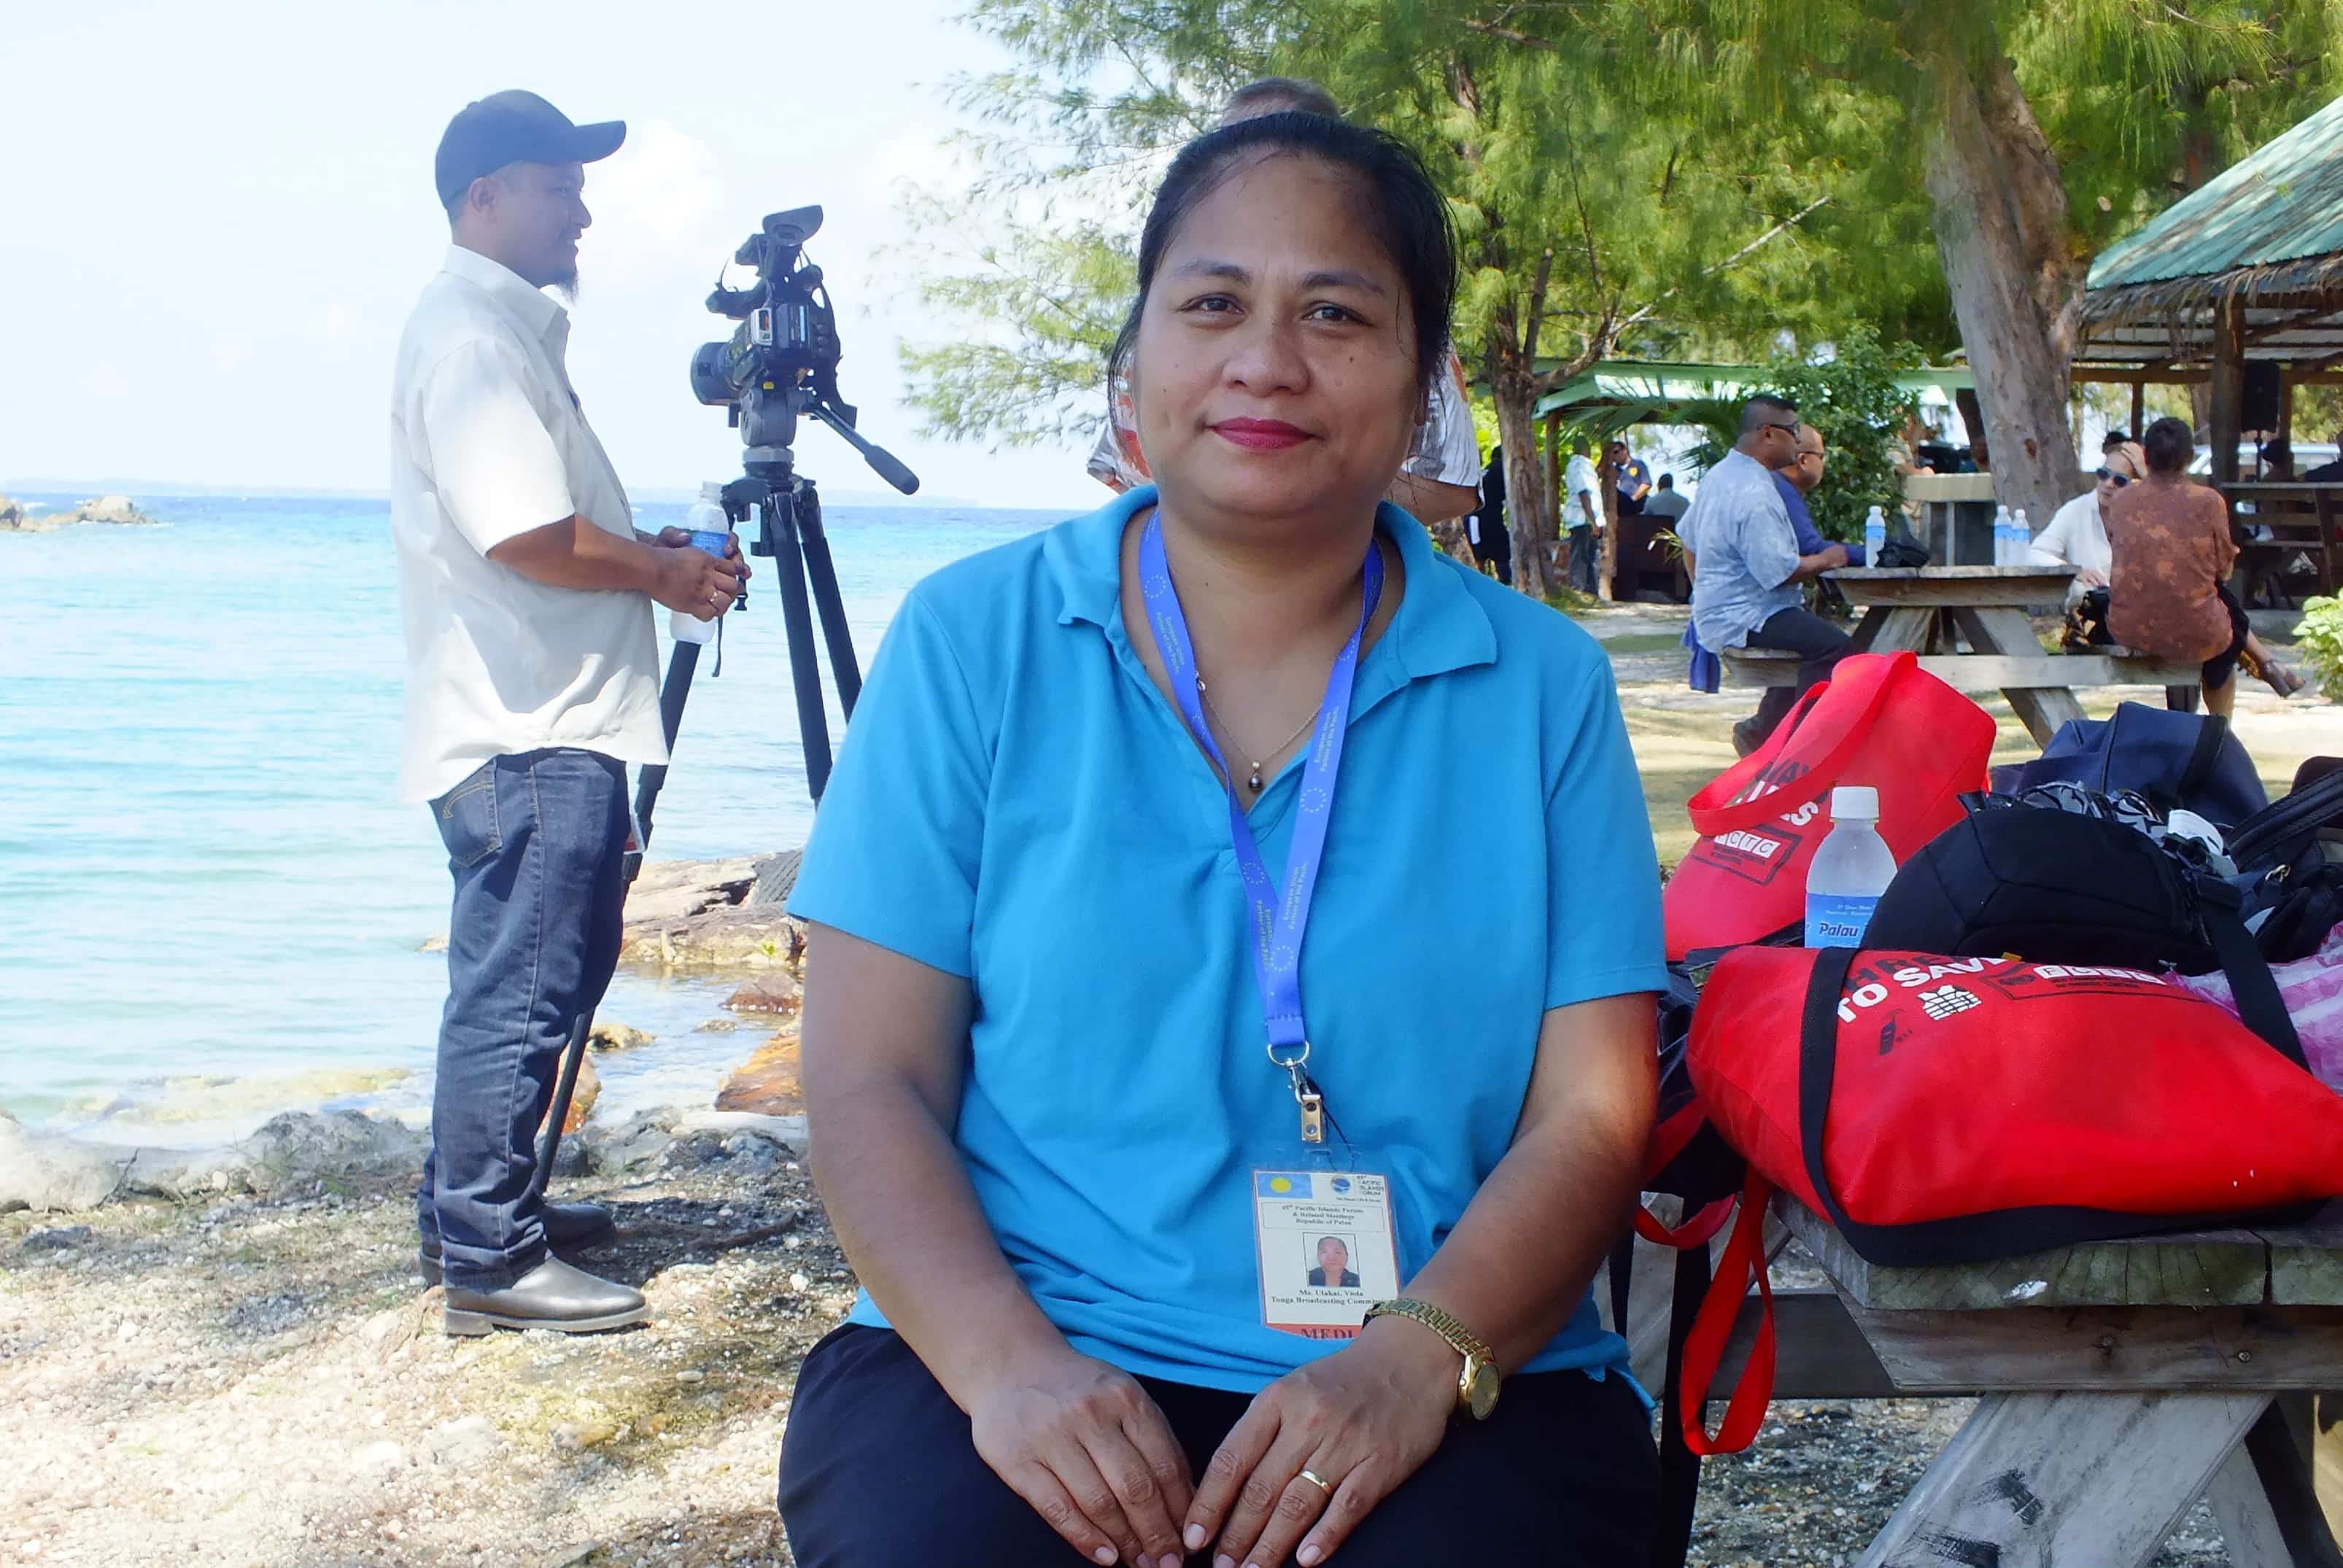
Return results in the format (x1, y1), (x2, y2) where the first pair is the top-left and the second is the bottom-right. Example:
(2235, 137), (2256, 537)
(789, 488), (1666, 1394)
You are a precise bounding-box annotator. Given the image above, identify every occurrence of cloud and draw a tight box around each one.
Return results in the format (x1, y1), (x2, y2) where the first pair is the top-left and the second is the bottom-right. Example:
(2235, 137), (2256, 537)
(212, 338), (255, 375)
(586, 119), (732, 285)
(309, 301), (363, 344)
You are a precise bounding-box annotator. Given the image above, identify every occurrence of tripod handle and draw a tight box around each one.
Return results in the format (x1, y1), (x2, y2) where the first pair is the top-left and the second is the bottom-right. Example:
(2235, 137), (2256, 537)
(810, 401), (921, 495)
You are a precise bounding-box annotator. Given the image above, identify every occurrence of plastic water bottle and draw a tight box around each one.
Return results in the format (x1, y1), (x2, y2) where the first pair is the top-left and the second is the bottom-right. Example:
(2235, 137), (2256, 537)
(2012, 507), (2031, 564)
(1864, 505), (1886, 565)
(1991, 505), (2013, 565)
(670, 481), (731, 646)
(1804, 786), (1897, 948)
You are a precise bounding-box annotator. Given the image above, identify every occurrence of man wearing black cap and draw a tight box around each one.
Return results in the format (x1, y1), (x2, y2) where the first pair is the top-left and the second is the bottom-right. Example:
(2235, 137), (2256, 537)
(392, 91), (746, 1335)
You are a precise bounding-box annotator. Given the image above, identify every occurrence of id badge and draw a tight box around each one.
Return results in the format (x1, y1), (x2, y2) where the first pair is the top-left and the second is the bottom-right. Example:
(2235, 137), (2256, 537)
(1251, 1163), (1401, 1340)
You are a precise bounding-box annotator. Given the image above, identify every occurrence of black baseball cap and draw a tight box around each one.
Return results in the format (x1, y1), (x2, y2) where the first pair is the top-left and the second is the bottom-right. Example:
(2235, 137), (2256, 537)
(435, 90), (625, 208)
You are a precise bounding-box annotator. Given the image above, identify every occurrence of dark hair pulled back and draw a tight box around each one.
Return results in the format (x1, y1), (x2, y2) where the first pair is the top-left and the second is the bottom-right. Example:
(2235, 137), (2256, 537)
(2142, 415), (2195, 475)
(1109, 112), (1457, 400)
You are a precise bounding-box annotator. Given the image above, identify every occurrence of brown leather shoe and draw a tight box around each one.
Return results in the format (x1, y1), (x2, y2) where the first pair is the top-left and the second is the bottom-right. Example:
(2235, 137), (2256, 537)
(442, 1256), (648, 1336)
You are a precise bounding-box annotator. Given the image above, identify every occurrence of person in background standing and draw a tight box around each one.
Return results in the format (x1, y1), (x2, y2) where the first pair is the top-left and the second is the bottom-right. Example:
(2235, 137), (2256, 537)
(1607, 441), (1651, 516)
(392, 92), (750, 1334)
(1563, 442), (1603, 596)
(1471, 443), (1513, 585)
(1641, 473), (1689, 525)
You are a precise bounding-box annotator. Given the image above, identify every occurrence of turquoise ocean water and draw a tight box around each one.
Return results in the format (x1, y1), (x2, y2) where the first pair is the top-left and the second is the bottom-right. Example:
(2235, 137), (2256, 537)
(0, 492), (1061, 1144)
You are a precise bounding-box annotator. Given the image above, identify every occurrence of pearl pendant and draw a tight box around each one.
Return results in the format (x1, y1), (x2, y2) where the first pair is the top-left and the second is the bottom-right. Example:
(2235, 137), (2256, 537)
(1248, 766), (1263, 792)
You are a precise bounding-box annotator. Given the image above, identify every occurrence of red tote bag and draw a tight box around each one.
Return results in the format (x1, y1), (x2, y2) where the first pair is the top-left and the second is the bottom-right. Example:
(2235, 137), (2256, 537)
(1670, 944), (2343, 1455)
(1664, 651), (1995, 960)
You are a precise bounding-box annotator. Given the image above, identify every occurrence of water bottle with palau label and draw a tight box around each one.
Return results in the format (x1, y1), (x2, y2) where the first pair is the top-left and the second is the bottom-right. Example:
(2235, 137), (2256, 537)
(670, 481), (731, 646)
(1864, 505), (1886, 566)
(1805, 786), (1897, 947)
(2013, 507), (2031, 564)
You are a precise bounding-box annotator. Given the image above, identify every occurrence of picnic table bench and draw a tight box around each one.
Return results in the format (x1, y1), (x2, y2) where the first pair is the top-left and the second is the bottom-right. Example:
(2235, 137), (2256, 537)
(1720, 564), (2203, 744)
(2228, 483), (2343, 606)
(1614, 1198), (2343, 1565)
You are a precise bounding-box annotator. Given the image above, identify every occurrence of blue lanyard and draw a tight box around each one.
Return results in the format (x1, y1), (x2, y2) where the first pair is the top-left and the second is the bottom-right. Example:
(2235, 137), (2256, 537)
(1137, 514), (1384, 1143)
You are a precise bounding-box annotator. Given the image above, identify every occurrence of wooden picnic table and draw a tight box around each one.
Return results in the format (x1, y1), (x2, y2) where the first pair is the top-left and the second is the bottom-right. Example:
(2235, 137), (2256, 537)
(1686, 1197), (2343, 1566)
(1830, 564), (2205, 745)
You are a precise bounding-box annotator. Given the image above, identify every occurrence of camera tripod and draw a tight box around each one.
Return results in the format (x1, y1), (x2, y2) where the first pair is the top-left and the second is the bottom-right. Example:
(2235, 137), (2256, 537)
(532, 412), (917, 1192)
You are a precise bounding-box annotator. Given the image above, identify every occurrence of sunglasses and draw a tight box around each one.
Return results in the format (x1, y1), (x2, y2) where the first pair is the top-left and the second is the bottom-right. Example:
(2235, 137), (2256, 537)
(2095, 467), (2131, 487)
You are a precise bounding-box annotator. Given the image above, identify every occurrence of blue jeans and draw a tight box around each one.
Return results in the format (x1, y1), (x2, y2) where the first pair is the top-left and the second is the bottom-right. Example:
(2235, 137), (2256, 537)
(418, 748), (629, 1289)
(1568, 525), (1600, 594)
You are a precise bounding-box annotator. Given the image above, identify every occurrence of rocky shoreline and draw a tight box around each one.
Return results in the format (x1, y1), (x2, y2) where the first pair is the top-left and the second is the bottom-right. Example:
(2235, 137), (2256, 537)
(0, 853), (2247, 1565)
(0, 492), (160, 532)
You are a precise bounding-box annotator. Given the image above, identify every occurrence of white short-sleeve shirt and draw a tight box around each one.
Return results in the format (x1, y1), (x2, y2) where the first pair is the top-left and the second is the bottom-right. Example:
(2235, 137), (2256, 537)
(389, 244), (666, 803)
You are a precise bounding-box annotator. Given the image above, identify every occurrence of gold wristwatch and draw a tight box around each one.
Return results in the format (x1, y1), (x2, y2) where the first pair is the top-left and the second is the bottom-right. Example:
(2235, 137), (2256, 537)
(1363, 1298), (1501, 1421)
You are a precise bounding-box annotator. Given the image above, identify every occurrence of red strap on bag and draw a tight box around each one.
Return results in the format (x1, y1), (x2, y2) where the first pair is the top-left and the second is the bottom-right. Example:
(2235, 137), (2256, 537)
(1684, 651), (1914, 836)
(1635, 1197), (1736, 1249)
(1675, 1168), (1778, 1456)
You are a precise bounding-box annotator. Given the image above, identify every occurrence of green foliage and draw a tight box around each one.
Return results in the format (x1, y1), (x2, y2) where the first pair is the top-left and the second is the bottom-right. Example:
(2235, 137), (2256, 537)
(893, 193), (1134, 448)
(2290, 597), (2343, 705)
(1757, 325), (1924, 543)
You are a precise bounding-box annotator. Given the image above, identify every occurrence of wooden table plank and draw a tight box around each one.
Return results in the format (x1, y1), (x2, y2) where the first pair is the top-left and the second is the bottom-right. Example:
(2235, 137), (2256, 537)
(1854, 1390), (2270, 1568)
(1829, 564), (2078, 609)
(1775, 1197), (2272, 1309)
(2256, 1202), (2343, 1305)
(1843, 1305), (2343, 1393)
(1720, 650), (2203, 691)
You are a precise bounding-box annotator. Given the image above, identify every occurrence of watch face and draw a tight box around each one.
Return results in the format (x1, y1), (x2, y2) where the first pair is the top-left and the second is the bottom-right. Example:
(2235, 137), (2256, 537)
(1465, 1360), (1500, 1421)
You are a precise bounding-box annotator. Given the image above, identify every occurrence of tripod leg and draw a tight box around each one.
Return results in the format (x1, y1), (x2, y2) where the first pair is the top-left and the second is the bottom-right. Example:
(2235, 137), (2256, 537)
(797, 484), (864, 716)
(767, 489), (838, 799)
(630, 638), (703, 851)
(532, 1012), (592, 1198)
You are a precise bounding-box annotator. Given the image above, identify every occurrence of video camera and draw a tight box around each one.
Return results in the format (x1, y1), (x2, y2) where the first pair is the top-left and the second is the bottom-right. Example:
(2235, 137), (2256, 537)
(687, 205), (917, 494)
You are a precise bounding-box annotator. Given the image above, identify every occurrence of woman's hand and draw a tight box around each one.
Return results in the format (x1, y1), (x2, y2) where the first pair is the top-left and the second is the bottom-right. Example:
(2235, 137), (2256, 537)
(1183, 1320), (1455, 1568)
(2076, 567), (2109, 589)
(967, 1343), (1196, 1568)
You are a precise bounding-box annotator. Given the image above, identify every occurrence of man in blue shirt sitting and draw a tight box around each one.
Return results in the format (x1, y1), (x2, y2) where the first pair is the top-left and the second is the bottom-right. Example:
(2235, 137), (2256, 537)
(1679, 397), (1852, 756)
(1771, 424), (1863, 567)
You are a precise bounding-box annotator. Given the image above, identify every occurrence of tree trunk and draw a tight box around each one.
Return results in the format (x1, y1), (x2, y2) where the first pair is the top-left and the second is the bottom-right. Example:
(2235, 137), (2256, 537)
(1922, 48), (2085, 534)
(1491, 360), (1556, 599)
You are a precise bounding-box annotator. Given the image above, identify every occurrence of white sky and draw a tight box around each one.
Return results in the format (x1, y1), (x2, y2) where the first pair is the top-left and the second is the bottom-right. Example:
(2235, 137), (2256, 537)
(2, 0), (1104, 509)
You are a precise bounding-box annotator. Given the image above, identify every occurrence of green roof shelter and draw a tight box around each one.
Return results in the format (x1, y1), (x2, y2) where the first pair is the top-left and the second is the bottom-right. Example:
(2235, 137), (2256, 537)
(2076, 93), (2343, 482)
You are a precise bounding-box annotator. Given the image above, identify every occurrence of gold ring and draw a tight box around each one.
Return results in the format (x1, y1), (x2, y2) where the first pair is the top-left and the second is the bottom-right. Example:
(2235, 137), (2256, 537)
(1296, 1469), (1333, 1497)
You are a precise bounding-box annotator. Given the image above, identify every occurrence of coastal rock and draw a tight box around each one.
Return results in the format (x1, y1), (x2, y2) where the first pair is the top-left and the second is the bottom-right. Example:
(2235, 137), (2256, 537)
(713, 1030), (803, 1117)
(228, 1111), (428, 1196)
(0, 494), (26, 531)
(0, 1109), (137, 1211)
(70, 494), (154, 526)
(579, 1109), (682, 1175)
(425, 1416), (502, 1470)
(721, 974), (800, 1014)
(621, 852), (805, 970)
(0, 1109), (426, 1214)
(535, 1049), (600, 1136)
(587, 1021), (654, 1052)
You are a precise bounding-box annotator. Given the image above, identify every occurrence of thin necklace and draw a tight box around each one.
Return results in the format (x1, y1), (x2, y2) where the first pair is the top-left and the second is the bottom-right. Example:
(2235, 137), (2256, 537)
(1195, 676), (1322, 793)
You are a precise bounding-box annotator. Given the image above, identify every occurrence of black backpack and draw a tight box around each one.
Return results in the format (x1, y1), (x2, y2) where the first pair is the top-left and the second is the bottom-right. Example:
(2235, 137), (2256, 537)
(1864, 794), (2304, 1066)
(2229, 758), (2343, 962)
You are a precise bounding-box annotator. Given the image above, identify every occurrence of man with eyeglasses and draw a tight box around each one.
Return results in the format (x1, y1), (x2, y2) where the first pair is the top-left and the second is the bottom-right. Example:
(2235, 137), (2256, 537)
(1769, 424), (1864, 567)
(1678, 396), (1852, 756)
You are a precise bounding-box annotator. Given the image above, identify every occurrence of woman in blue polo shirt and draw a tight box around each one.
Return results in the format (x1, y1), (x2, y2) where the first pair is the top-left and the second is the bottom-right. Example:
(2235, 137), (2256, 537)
(779, 112), (1665, 1568)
